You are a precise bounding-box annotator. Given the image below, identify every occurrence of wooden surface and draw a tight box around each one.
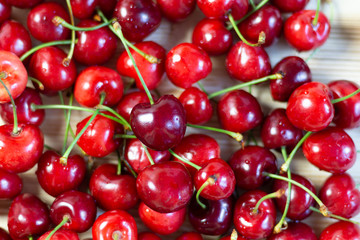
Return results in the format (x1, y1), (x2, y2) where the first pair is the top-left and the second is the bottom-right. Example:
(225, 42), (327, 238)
(1, 0), (360, 239)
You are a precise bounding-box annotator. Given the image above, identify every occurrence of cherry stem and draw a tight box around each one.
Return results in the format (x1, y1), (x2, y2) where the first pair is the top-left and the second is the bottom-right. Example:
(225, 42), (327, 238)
(28, 236), (33, 240)
(309, 206), (360, 225)
(197, 81), (209, 95)
(331, 88), (360, 104)
(45, 215), (70, 240)
(187, 123), (243, 142)
(312, 0), (321, 27)
(0, 72), (18, 134)
(53, 16), (114, 31)
(20, 40), (74, 62)
(44, 144), (57, 151)
(96, 104), (131, 130)
(124, 39), (160, 64)
(248, 85), (252, 94)
(59, 92), (75, 155)
(116, 149), (122, 175)
(196, 176), (216, 209)
(114, 134), (137, 139)
(249, 0), (256, 9)
(253, 189), (284, 214)
(230, 229), (238, 240)
(208, 73), (283, 99)
(28, 77), (44, 91)
(63, 0), (75, 67)
(122, 157), (138, 178)
(168, 149), (202, 171)
(142, 143), (155, 165)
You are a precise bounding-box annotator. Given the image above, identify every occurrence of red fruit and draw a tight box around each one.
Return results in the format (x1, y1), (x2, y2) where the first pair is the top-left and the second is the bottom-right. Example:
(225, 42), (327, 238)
(0, 169), (22, 199)
(0, 228), (11, 240)
(176, 232), (203, 240)
(6, 0), (43, 8)
(0, 0), (11, 24)
(157, 0), (196, 22)
(272, 0), (309, 12)
(39, 230), (79, 240)
(268, 222), (317, 240)
(70, 0), (98, 19)
(197, 0), (234, 19)
(320, 222), (360, 240)
(97, 0), (117, 17)
(139, 232), (161, 240)
(116, 91), (152, 123)
(230, 0), (249, 20)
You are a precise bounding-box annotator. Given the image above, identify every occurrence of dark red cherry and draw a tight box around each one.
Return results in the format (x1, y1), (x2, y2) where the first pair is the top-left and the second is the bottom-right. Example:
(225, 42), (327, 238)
(286, 82), (334, 132)
(70, 0), (98, 19)
(0, 0), (11, 24)
(271, 56), (312, 101)
(136, 161), (193, 213)
(233, 190), (276, 239)
(268, 222), (317, 240)
(50, 190), (97, 233)
(0, 228), (11, 240)
(139, 232), (161, 240)
(230, 0), (249, 20)
(92, 210), (137, 240)
(113, 0), (162, 42)
(138, 202), (186, 235)
(130, 95), (186, 151)
(229, 146), (277, 190)
(74, 19), (117, 66)
(220, 232), (247, 240)
(217, 90), (263, 133)
(303, 127), (356, 173)
(226, 41), (271, 82)
(89, 164), (139, 211)
(328, 80), (360, 129)
(6, 0), (43, 8)
(27, 2), (70, 42)
(165, 43), (212, 89)
(117, 41), (165, 91)
(284, 10), (331, 51)
(97, 0), (117, 17)
(197, 0), (234, 19)
(157, 0), (196, 22)
(192, 18), (233, 55)
(36, 150), (86, 197)
(320, 221), (360, 240)
(8, 193), (51, 239)
(0, 169), (22, 199)
(39, 229), (79, 240)
(272, 0), (309, 12)
(176, 232), (203, 240)
(116, 91), (152, 123)
(179, 87), (213, 124)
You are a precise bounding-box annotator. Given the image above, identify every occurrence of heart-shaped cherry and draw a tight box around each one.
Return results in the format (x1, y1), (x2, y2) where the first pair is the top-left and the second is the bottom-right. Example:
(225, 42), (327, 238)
(268, 222), (317, 240)
(320, 221), (360, 240)
(157, 0), (196, 22)
(0, 169), (22, 199)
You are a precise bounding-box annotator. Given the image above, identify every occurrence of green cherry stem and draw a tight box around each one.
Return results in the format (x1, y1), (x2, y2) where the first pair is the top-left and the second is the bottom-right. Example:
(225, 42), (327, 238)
(252, 189), (284, 214)
(20, 40), (74, 62)
(114, 134), (137, 139)
(96, 104), (131, 130)
(28, 77), (44, 91)
(309, 206), (360, 225)
(331, 88), (360, 104)
(312, 0), (321, 27)
(0, 72), (18, 134)
(196, 176), (216, 209)
(63, 0), (76, 67)
(58, 92), (76, 139)
(116, 149), (122, 175)
(45, 215), (70, 240)
(197, 81), (209, 95)
(168, 149), (202, 171)
(28, 236), (33, 240)
(142, 143), (155, 165)
(122, 157), (138, 178)
(124, 39), (160, 64)
(61, 93), (74, 155)
(53, 16), (115, 31)
(187, 123), (243, 142)
(249, 0), (256, 9)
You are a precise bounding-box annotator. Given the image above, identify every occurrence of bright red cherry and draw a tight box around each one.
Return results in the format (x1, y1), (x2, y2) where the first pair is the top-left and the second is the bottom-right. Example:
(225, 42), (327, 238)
(39, 229), (79, 240)
(284, 10), (331, 51)
(165, 43), (212, 89)
(176, 232), (203, 240)
(320, 222), (360, 240)
(97, 0), (117, 17)
(70, 0), (98, 19)
(116, 91), (152, 123)
(230, 0), (249, 20)
(6, 0), (43, 8)
(268, 222), (317, 240)
(157, 0), (196, 22)
(0, 228), (11, 240)
(197, 0), (234, 19)
(272, 0), (309, 12)
(139, 232), (161, 240)
(0, 0), (11, 24)
(0, 169), (22, 199)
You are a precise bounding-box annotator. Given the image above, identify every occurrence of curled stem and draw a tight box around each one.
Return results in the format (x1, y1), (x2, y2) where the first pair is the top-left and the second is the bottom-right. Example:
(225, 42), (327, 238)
(252, 189), (284, 214)
(28, 77), (44, 90)
(45, 215), (70, 240)
(196, 176), (216, 209)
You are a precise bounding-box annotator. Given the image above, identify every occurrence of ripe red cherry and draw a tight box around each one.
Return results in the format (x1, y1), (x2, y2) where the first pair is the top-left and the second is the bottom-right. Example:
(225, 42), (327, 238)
(284, 10), (331, 51)
(0, 169), (22, 199)
(36, 150), (86, 197)
(130, 95), (186, 151)
(27, 2), (70, 42)
(176, 232), (203, 240)
(230, 0), (249, 20)
(217, 90), (263, 133)
(0, 228), (11, 240)
(139, 232), (161, 240)
(70, 0), (98, 19)
(320, 222), (360, 240)
(116, 91), (152, 123)
(157, 0), (196, 22)
(138, 202), (186, 235)
(271, 56), (312, 102)
(303, 127), (356, 173)
(92, 210), (137, 240)
(97, 0), (117, 17)
(197, 0), (234, 19)
(0, 0), (11, 24)
(286, 82), (334, 132)
(268, 222), (317, 240)
(8, 193), (51, 239)
(89, 164), (139, 211)
(6, 0), (43, 8)
(39, 229), (79, 240)
(272, 0), (309, 12)
(229, 146), (277, 190)
(165, 43), (212, 89)
(136, 161), (193, 213)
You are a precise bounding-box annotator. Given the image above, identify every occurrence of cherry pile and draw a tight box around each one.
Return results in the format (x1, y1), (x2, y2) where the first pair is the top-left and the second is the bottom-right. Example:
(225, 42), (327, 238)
(0, 0), (359, 239)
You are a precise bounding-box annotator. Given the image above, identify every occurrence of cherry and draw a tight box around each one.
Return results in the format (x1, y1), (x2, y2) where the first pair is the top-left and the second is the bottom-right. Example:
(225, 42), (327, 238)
(197, 0), (234, 19)
(188, 195), (234, 235)
(130, 95), (186, 151)
(217, 90), (263, 133)
(271, 56), (312, 102)
(320, 221), (360, 240)
(303, 127), (356, 173)
(6, 0), (43, 8)
(230, 0), (249, 20)
(226, 41), (271, 82)
(97, 0), (117, 17)
(272, 0), (309, 12)
(192, 18), (233, 55)
(229, 146), (277, 190)
(39, 229), (79, 240)
(0, 228), (11, 240)
(0, 0), (10, 25)
(139, 232), (161, 240)
(233, 190), (277, 239)
(113, 0), (162, 42)
(27, 2), (70, 42)
(284, 10), (331, 51)
(0, 169), (22, 199)
(157, 0), (196, 22)
(176, 232), (203, 240)
(92, 210), (137, 240)
(116, 41), (166, 91)
(70, 0), (98, 19)
(268, 222), (317, 240)
(286, 82), (334, 132)
(138, 202), (186, 235)
(89, 164), (139, 211)
(8, 193), (51, 239)
(116, 91), (152, 123)
(220, 230), (247, 240)
(136, 161), (193, 213)
(328, 80), (360, 129)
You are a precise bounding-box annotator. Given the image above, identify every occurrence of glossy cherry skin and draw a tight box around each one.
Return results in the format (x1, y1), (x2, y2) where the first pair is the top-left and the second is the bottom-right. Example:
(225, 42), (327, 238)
(117, 41), (166, 91)
(188, 195), (233, 235)
(136, 161), (193, 213)
(92, 210), (137, 240)
(124, 138), (170, 174)
(97, 0), (117, 17)
(176, 232), (203, 240)
(272, 0), (309, 12)
(179, 87), (213, 124)
(8, 193), (51, 239)
(0, 50), (27, 103)
(113, 0), (162, 42)
(39, 230), (79, 240)
(50, 190), (97, 233)
(130, 95), (186, 151)
(116, 91), (152, 123)
(230, 0), (249, 20)
(0, 169), (22, 199)
(173, 133), (220, 176)
(271, 56), (312, 101)
(139, 202), (186, 235)
(165, 43), (212, 89)
(89, 164), (139, 211)
(286, 82), (334, 132)
(284, 10), (331, 51)
(74, 66), (123, 108)
(229, 146), (277, 190)
(234, 190), (276, 239)
(319, 173), (360, 218)
(268, 222), (317, 240)
(303, 127), (356, 173)
(139, 232), (161, 240)
(27, 2), (70, 42)
(329, 80), (360, 129)
(273, 173), (316, 220)
(0, 0), (10, 24)
(36, 150), (86, 197)
(70, 0), (98, 19)
(0, 228), (11, 240)
(320, 221), (360, 240)
(6, 0), (43, 8)
(157, 0), (196, 22)
(192, 18), (233, 55)
(197, 0), (233, 19)
(0, 124), (43, 173)
(218, 90), (263, 133)
(74, 19), (117, 66)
